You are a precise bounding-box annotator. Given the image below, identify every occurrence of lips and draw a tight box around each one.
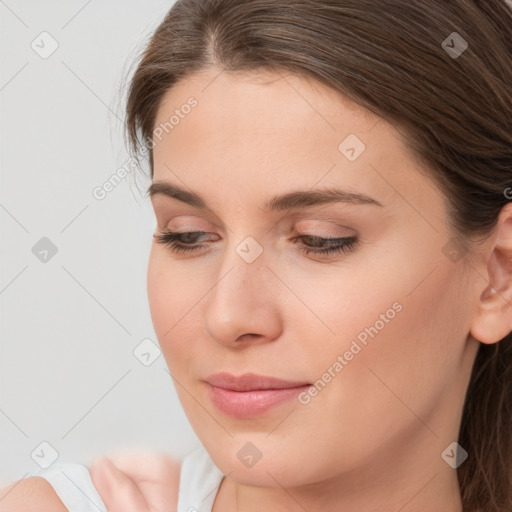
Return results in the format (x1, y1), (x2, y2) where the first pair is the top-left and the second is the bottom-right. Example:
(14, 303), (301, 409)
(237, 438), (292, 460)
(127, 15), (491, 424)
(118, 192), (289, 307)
(205, 372), (311, 391)
(204, 372), (312, 418)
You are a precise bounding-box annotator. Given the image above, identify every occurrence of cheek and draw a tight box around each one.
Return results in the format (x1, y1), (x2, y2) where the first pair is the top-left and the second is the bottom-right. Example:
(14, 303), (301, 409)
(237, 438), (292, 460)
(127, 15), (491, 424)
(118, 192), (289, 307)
(147, 249), (205, 368)
(305, 251), (468, 427)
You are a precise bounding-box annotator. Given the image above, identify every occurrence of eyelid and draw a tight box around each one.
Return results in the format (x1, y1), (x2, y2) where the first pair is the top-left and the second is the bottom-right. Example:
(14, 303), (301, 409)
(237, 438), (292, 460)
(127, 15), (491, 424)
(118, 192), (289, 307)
(159, 215), (214, 232)
(293, 219), (356, 237)
(158, 213), (357, 238)
(153, 205), (225, 231)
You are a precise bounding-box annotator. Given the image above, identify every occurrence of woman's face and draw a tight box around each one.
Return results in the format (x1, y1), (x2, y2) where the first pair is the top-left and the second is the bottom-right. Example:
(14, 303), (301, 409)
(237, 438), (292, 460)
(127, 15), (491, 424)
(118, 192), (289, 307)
(147, 68), (481, 489)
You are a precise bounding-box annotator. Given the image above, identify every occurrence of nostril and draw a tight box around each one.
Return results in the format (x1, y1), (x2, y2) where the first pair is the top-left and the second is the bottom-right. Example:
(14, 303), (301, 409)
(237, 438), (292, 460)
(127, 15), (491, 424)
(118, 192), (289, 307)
(236, 333), (260, 341)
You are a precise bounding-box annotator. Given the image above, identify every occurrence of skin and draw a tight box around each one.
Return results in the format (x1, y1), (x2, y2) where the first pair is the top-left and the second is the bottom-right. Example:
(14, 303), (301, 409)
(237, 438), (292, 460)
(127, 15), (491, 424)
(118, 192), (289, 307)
(89, 452), (180, 511)
(143, 67), (512, 512)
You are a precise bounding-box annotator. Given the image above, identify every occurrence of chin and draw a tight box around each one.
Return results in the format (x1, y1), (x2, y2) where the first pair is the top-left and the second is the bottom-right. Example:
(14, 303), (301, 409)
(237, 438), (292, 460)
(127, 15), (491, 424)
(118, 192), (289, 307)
(205, 438), (313, 488)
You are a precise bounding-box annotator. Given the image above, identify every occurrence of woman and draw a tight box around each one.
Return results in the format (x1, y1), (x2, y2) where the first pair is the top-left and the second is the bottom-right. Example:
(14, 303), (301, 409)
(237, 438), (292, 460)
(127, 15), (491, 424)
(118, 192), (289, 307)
(2, 0), (512, 511)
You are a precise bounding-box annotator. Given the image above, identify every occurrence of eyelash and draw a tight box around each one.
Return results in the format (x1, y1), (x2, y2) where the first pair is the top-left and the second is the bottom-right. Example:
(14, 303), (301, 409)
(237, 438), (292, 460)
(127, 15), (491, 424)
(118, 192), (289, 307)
(153, 230), (358, 257)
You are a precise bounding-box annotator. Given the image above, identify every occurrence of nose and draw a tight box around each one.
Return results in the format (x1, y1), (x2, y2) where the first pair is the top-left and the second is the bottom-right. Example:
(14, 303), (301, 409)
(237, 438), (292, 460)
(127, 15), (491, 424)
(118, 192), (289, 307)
(203, 244), (282, 348)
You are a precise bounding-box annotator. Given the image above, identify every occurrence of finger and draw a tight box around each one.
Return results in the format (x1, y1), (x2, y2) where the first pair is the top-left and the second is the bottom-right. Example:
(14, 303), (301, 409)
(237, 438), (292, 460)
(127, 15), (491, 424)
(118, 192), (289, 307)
(90, 457), (149, 512)
(108, 451), (180, 483)
(108, 452), (181, 511)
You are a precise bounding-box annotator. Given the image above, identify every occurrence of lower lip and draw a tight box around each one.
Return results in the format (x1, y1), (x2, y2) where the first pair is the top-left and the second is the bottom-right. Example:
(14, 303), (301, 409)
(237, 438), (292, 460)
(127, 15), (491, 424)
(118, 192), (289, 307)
(207, 384), (311, 419)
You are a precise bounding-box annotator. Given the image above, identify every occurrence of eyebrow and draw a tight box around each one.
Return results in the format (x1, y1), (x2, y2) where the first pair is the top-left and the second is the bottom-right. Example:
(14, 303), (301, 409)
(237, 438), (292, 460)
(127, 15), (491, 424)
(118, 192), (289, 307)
(146, 181), (384, 211)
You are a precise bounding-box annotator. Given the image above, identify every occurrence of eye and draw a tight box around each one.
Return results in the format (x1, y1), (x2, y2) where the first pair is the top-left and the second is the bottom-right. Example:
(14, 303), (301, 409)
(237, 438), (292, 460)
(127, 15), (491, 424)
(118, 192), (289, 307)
(153, 230), (215, 254)
(291, 234), (359, 256)
(153, 230), (359, 258)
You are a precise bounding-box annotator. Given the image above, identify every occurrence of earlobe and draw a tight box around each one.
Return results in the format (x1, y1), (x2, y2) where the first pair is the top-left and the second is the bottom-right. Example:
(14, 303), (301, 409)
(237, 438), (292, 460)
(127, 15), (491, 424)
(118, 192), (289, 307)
(469, 203), (512, 345)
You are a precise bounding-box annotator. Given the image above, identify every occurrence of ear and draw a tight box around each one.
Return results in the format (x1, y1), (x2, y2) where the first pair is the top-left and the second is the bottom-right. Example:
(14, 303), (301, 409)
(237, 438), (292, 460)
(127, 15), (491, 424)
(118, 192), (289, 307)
(470, 202), (512, 344)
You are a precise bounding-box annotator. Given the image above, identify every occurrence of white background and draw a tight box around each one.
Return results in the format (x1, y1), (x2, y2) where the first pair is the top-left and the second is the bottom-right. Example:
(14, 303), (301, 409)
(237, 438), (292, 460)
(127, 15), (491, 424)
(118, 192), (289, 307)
(0, 0), (199, 485)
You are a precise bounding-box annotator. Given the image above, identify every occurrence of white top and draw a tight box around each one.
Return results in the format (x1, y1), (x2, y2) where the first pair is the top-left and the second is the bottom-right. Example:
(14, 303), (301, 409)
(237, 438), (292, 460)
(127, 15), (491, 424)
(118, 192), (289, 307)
(32, 445), (224, 512)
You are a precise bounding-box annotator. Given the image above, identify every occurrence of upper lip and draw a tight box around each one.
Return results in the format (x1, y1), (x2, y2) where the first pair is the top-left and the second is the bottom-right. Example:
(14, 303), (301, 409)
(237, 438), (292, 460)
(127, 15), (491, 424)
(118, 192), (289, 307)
(205, 372), (311, 391)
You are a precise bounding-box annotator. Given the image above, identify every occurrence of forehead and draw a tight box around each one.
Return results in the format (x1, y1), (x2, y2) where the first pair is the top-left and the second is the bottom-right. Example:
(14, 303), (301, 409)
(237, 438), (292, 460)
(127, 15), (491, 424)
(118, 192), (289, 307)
(150, 68), (442, 221)
(153, 68), (384, 149)
(155, 70), (401, 163)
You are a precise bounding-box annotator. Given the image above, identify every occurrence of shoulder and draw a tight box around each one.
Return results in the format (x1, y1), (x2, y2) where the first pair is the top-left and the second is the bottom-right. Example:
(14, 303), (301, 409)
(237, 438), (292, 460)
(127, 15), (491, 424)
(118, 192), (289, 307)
(0, 476), (68, 511)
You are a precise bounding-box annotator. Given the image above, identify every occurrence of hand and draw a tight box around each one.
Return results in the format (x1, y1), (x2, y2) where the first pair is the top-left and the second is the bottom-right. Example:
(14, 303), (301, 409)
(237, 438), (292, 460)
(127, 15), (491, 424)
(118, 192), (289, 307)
(89, 451), (181, 512)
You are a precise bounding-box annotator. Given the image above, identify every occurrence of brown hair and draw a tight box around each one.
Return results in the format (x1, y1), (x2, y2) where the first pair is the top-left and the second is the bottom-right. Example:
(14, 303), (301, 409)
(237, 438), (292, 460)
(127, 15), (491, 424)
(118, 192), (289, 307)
(124, 1), (512, 510)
